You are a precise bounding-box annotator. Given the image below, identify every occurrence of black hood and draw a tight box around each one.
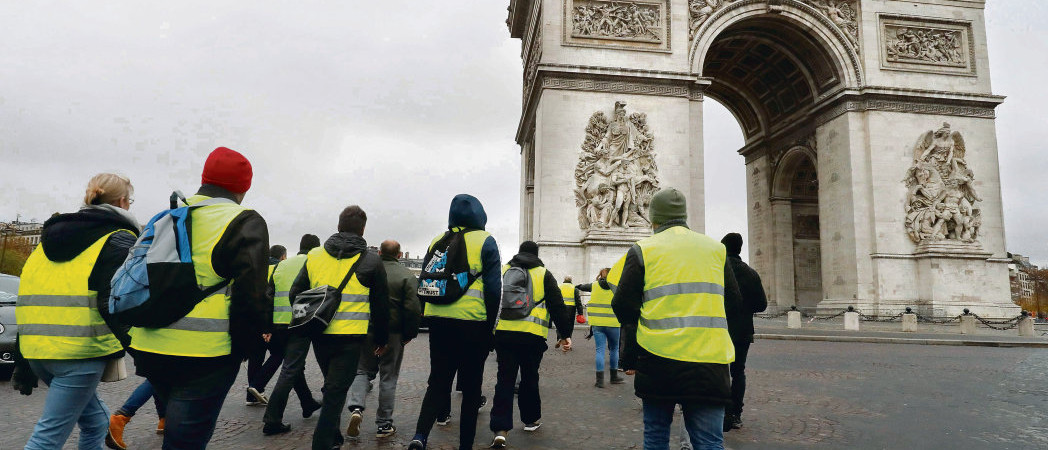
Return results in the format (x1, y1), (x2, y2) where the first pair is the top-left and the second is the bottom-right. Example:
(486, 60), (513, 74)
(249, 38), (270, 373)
(448, 194), (487, 230)
(323, 232), (368, 259)
(508, 252), (543, 270)
(40, 207), (140, 262)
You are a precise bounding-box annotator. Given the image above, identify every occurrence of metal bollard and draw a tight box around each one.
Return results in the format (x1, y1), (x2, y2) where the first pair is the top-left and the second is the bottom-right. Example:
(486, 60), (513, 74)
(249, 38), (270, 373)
(787, 310), (802, 329)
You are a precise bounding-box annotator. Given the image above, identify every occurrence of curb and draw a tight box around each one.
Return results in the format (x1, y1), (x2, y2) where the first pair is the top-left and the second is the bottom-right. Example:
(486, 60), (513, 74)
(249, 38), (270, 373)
(755, 333), (1048, 348)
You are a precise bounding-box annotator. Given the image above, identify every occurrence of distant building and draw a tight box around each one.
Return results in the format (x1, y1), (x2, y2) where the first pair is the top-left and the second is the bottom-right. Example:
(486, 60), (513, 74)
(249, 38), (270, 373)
(401, 251), (423, 277)
(1007, 253), (1037, 302)
(0, 220), (43, 250)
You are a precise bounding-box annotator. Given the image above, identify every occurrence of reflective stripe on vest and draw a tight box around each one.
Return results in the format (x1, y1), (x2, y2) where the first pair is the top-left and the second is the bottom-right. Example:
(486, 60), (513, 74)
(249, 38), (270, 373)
(559, 282), (576, 307)
(424, 228), (490, 322)
(17, 231), (126, 359)
(496, 265), (550, 338)
(587, 254), (625, 328)
(636, 226), (734, 364)
(306, 248), (370, 335)
(130, 195), (246, 357)
(272, 254), (307, 325)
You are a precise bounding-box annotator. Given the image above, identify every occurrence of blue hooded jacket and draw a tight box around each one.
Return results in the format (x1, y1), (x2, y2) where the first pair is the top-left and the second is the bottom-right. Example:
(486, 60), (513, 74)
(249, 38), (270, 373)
(447, 194), (502, 329)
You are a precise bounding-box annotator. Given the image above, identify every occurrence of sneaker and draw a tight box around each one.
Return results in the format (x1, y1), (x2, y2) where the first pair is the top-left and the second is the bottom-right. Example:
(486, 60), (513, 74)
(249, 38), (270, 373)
(407, 438), (426, 450)
(302, 399), (322, 418)
(346, 409), (363, 437)
(490, 431), (507, 448)
(156, 418), (165, 435)
(523, 421), (541, 432)
(262, 422), (291, 436)
(246, 387), (269, 406)
(376, 424), (396, 438)
(436, 415), (451, 426)
(731, 414), (743, 429)
(106, 414), (130, 450)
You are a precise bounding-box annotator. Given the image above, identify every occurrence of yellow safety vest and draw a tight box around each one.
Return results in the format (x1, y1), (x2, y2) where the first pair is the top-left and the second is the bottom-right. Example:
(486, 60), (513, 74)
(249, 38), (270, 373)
(271, 255), (307, 325)
(305, 247), (370, 335)
(130, 195), (247, 358)
(588, 255), (625, 328)
(496, 265), (549, 338)
(423, 228), (490, 322)
(560, 282), (576, 308)
(17, 231), (127, 360)
(636, 226), (734, 364)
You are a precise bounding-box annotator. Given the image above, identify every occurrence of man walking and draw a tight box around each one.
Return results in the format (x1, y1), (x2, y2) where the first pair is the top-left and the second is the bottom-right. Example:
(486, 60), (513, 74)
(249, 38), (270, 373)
(245, 244), (288, 406)
(719, 232), (767, 431)
(488, 241), (573, 449)
(276, 206), (390, 449)
(253, 236), (323, 418)
(559, 276), (586, 325)
(129, 146), (272, 449)
(409, 194), (502, 450)
(346, 239), (422, 439)
(612, 188), (742, 450)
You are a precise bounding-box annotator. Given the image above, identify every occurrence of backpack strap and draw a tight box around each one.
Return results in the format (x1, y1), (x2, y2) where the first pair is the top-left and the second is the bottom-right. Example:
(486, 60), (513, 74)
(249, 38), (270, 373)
(335, 251), (367, 294)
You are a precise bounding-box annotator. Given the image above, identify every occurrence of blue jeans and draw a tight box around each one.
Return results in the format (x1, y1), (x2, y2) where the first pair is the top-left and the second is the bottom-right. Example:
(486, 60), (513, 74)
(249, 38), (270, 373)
(592, 326), (620, 372)
(150, 362), (239, 450)
(117, 379), (166, 418)
(25, 359), (110, 450)
(642, 399), (723, 450)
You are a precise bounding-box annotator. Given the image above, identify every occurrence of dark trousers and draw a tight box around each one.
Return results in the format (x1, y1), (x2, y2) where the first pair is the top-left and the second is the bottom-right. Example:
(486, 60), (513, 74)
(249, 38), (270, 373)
(729, 340), (751, 416)
(312, 335), (363, 450)
(262, 334), (319, 425)
(414, 321), (490, 449)
(150, 362), (239, 450)
(489, 338), (545, 432)
(247, 328), (292, 398)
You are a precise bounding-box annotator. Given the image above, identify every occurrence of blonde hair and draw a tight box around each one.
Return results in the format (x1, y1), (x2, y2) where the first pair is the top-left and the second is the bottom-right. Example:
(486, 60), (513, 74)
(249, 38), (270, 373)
(84, 173), (133, 206)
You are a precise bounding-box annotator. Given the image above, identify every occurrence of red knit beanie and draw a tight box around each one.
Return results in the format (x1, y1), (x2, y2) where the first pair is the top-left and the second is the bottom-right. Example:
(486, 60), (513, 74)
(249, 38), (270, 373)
(201, 147), (252, 194)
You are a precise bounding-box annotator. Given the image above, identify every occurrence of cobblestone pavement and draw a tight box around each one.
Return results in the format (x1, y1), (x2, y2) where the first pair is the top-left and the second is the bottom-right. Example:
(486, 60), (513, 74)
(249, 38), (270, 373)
(2, 334), (1046, 449)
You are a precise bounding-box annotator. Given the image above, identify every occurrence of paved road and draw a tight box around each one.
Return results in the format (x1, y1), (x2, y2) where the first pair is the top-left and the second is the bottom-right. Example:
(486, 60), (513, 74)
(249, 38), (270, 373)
(2, 334), (1045, 449)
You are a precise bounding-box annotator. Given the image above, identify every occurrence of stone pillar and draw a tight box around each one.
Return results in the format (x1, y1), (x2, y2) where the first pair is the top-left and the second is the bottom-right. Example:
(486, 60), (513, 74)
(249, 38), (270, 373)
(844, 311), (860, 331)
(959, 315), (976, 335)
(1018, 316), (1035, 337)
(787, 310), (802, 329)
(901, 313), (918, 332)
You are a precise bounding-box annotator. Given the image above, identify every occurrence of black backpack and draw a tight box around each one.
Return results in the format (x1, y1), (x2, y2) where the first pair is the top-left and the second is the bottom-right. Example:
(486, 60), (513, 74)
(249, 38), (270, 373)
(287, 253), (365, 336)
(499, 266), (541, 320)
(417, 229), (479, 305)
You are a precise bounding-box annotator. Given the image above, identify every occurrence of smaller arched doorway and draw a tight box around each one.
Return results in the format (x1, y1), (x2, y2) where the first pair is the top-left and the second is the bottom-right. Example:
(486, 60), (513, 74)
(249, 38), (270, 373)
(771, 149), (821, 309)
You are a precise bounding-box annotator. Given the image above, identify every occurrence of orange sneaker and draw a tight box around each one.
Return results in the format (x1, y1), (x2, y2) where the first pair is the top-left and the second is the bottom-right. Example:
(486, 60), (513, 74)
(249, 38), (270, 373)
(156, 418), (165, 435)
(106, 414), (130, 450)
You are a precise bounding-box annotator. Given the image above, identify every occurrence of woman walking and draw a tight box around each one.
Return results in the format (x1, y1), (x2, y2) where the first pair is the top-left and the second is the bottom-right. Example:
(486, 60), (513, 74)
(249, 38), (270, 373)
(577, 265), (625, 388)
(16, 173), (140, 449)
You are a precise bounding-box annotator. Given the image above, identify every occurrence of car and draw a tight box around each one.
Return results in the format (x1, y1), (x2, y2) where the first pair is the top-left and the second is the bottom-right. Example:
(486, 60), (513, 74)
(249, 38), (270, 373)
(0, 274), (17, 381)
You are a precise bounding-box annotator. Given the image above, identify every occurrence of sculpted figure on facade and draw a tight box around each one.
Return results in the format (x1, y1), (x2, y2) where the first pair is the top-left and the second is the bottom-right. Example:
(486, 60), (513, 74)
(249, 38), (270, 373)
(801, 0), (859, 48)
(886, 26), (965, 66)
(576, 101), (660, 230)
(904, 123), (983, 244)
(572, 1), (663, 42)
(689, 0), (735, 39)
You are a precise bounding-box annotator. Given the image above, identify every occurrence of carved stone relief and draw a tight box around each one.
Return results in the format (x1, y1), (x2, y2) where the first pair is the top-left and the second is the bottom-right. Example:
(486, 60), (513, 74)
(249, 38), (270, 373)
(689, 1), (859, 52)
(880, 16), (974, 75)
(904, 123), (982, 245)
(575, 101), (661, 230)
(688, 0), (735, 40)
(565, 0), (670, 52)
(523, 26), (542, 104)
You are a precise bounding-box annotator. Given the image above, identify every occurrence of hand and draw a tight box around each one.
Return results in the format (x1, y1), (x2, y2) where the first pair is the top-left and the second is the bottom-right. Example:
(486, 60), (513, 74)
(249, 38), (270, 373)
(556, 338), (572, 352)
(625, 369), (636, 376)
(261, 333), (272, 343)
(374, 345), (388, 357)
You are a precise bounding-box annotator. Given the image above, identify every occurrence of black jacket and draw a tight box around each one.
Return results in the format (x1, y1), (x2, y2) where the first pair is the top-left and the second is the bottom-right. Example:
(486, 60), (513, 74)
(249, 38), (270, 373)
(289, 232), (390, 346)
(495, 252), (574, 346)
(382, 255), (422, 342)
(726, 254), (768, 343)
(612, 222), (743, 405)
(37, 205), (140, 352)
(132, 185), (271, 381)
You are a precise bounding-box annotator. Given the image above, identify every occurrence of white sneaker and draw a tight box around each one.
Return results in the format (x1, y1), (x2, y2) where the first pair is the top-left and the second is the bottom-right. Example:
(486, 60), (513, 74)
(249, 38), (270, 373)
(523, 422), (541, 432)
(490, 432), (507, 448)
(346, 409), (363, 437)
(436, 415), (451, 426)
(246, 387), (268, 406)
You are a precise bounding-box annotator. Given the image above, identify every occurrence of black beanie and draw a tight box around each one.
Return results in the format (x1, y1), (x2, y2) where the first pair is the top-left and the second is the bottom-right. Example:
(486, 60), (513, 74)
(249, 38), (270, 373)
(721, 233), (743, 256)
(519, 241), (539, 256)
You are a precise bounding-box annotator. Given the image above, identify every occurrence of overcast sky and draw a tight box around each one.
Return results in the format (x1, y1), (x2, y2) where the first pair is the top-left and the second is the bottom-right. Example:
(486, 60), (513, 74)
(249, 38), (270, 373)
(1, 1), (1045, 266)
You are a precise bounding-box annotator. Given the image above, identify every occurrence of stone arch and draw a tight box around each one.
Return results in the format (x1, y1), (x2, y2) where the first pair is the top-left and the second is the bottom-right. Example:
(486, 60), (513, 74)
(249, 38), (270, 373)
(771, 145), (818, 198)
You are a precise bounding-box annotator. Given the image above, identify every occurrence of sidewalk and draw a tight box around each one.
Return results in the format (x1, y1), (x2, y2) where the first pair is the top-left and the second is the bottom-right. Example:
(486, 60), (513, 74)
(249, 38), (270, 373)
(754, 315), (1048, 347)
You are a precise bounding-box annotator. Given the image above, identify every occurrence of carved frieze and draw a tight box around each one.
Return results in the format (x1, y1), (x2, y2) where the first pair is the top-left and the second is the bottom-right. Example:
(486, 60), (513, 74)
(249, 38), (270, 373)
(523, 26), (542, 104)
(565, 0), (670, 52)
(798, 1), (859, 50)
(688, 0), (735, 40)
(880, 16), (975, 76)
(575, 101), (661, 231)
(904, 123), (982, 245)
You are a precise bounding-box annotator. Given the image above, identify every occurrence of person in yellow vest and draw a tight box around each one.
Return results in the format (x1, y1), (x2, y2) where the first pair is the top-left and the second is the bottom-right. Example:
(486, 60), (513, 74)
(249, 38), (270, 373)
(409, 194), (502, 450)
(612, 188), (742, 450)
(278, 206), (390, 449)
(16, 173), (140, 449)
(128, 147), (272, 449)
(575, 263), (625, 388)
(559, 276), (586, 325)
(488, 241), (573, 449)
(251, 236), (323, 418)
(245, 244), (287, 406)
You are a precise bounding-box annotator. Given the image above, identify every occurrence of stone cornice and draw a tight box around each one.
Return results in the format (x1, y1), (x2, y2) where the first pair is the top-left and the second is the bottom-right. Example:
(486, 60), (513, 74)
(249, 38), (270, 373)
(507, 0), (536, 38)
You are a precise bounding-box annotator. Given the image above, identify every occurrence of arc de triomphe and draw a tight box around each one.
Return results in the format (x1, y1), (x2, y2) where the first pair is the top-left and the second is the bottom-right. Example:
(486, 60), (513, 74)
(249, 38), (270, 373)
(506, 0), (1018, 317)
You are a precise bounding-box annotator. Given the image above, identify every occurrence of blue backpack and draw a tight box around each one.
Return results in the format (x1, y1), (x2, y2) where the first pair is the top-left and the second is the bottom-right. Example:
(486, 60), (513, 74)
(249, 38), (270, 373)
(109, 192), (233, 328)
